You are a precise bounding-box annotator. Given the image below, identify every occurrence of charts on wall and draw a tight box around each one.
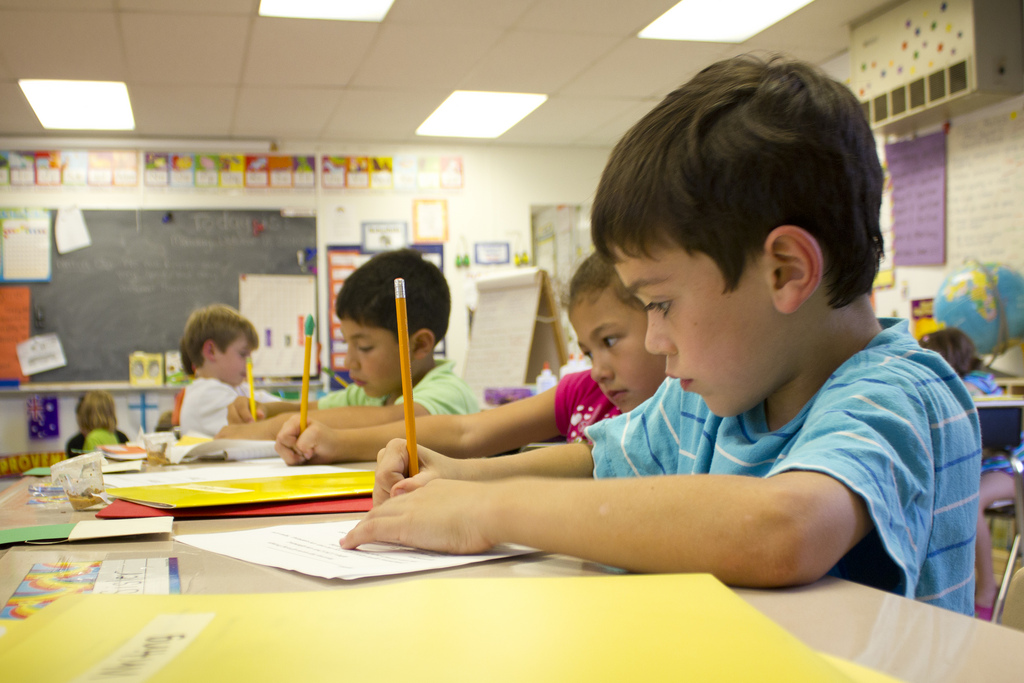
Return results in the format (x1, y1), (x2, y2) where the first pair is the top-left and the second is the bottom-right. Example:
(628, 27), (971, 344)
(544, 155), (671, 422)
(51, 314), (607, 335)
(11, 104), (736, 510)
(239, 274), (317, 377)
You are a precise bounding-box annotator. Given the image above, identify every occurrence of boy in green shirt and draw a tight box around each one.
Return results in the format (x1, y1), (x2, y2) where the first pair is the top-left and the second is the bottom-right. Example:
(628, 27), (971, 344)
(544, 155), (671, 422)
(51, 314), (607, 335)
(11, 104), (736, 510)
(219, 249), (477, 441)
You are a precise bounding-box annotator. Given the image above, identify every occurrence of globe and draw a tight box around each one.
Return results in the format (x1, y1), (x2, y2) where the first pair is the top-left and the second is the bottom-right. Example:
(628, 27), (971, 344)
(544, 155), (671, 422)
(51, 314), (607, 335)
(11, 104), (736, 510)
(933, 261), (1024, 356)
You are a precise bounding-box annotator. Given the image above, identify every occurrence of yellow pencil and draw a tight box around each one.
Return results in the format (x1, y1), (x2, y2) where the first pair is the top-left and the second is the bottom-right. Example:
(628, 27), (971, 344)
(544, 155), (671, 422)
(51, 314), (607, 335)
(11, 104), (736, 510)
(332, 372), (349, 388)
(246, 357), (257, 421)
(300, 314), (315, 431)
(394, 278), (419, 476)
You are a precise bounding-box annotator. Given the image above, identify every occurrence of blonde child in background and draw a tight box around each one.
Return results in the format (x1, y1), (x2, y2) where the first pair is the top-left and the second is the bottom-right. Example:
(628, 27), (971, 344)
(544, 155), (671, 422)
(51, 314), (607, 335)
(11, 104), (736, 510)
(274, 252), (667, 464)
(65, 390), (128, 457)
(920, 326), (1012, 620)
(178, 304), (280, 437)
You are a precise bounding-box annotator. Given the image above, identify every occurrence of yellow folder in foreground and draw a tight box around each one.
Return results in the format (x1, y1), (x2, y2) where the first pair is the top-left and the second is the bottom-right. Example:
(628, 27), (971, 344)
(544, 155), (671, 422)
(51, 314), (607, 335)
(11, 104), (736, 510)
(105, 471), (374, 508)
(0, 574), (899, 682)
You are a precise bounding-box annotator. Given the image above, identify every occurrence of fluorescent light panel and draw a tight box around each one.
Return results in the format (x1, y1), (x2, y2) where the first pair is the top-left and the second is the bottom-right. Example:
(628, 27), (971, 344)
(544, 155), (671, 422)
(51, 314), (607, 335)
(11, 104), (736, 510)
(639, 0), (815, 43)
(19, 80), (135, 130)
(258, 0), (395, 22)
(417, 91), (547, 139)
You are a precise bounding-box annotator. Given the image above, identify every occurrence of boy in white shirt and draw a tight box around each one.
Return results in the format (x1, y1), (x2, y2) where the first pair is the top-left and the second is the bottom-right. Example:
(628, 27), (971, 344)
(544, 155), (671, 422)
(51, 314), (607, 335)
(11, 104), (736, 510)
(178, 304), (279, 437)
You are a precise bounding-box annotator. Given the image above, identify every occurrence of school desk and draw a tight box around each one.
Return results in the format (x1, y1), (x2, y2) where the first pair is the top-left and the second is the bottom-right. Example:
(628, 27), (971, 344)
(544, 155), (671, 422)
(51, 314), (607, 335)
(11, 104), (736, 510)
(0, 470), (1022, 682)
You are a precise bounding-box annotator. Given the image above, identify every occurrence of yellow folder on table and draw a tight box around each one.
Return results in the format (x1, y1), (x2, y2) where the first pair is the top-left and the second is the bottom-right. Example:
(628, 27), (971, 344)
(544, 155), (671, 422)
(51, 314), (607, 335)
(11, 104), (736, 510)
(105, 471), (374, 509)
(0, 574), (898, 682)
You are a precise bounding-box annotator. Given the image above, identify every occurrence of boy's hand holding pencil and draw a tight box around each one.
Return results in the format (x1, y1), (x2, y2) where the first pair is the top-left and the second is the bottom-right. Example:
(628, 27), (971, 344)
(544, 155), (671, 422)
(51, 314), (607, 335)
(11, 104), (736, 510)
(275, 414), (339, 466)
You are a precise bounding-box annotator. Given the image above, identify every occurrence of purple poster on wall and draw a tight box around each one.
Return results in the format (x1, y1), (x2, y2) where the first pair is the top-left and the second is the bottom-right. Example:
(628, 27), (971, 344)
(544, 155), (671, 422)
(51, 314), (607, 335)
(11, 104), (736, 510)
(885, 131), (946, 266)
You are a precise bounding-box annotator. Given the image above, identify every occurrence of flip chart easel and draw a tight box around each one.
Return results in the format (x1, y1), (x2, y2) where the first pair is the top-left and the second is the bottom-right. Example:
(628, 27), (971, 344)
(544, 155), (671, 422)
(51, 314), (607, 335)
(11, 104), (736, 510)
(462, 267), (568, 402)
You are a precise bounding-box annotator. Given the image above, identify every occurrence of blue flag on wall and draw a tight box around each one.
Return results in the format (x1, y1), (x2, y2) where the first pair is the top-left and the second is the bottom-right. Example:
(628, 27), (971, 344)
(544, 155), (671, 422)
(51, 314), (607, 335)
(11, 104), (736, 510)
(27, 395), (59, 440)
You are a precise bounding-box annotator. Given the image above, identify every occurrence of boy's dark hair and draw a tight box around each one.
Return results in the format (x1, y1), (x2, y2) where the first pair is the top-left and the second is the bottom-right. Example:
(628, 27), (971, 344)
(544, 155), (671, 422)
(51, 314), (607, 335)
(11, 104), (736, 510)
(591, 54), (884, 308)
(335, 248), (450, 342)
(566, 252), (642, 312)
(179, 304), (258, 375)
(919, 328), (982, 377)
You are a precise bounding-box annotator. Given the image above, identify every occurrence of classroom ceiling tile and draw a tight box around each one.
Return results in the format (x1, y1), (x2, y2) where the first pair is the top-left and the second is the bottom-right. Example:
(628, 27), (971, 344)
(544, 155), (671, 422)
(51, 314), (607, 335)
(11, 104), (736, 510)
(457, 30), (621, 95)
(387, 0), (535, 28)
(572, 99), (662, 147)
(560, 38), (732, 99)
(0, 0), (112, 8)
(742, 0), (852, 60)
(348, 23), (503, 91)
(118, 0), (255, 13)
(495, 96), (643, 146)
(121, 13), (250, 85)
(0, 82), (45, 134)
(243, 17), (380, 87)
(0, 10), (126, 80)
(233, 86), (342, 139)
(129, 84), (238, 137)
(322, 89), (447, 142)
(515, 0), (676, 35)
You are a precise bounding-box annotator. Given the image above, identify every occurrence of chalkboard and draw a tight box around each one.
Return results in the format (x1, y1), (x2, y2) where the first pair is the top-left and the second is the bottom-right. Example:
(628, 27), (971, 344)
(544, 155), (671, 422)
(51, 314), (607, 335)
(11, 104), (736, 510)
(22, 209), (315, 382)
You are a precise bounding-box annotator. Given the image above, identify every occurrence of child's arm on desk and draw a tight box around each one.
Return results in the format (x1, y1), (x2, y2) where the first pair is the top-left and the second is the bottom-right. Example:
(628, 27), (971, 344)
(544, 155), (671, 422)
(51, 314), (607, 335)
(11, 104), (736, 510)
(372, 439), (594, 506)
(220, 401), (425, 440)
(225, 396), (306, 424)
(343, 452), (873, 589)
(275, 390), (561, 466)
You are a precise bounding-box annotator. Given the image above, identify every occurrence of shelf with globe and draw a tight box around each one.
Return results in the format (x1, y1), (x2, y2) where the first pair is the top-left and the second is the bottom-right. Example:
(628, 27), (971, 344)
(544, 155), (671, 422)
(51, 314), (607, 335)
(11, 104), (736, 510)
(934, 261), (1024, 395)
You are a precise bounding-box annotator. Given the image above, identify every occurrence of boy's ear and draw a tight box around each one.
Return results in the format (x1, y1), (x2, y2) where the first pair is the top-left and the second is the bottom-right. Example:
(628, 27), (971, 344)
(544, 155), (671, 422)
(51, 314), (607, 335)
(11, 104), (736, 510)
(201, 339), (217, 361)
(409, 328), (437, 359)
(763, 225), (823, 315)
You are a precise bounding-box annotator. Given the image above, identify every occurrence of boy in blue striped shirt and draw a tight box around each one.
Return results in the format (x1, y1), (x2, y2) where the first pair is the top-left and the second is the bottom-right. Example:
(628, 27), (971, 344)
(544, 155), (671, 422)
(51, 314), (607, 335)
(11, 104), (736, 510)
(345, 55), (981, 614)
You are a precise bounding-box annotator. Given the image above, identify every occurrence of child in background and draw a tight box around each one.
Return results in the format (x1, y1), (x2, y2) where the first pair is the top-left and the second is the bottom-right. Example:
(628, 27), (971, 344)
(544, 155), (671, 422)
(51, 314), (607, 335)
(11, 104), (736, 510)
(65, 391), (128, 457)
(919, 326), (1011, 619)
(218, 248), (478, 441)
(343, 55), (981, 615)
(178, 304), (280, 437)
(275, 252), (666, 464)
(919, 327), (1003, 396)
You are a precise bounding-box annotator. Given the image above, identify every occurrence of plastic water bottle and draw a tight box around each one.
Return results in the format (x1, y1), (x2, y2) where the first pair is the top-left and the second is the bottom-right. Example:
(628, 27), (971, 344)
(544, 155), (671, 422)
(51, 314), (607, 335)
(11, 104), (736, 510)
(536, 362), (558, 393)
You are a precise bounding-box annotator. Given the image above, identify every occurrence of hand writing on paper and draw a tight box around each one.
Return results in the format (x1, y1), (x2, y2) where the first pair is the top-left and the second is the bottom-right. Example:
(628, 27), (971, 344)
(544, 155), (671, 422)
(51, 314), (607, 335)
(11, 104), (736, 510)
(374, 439), (462, 506)
(227, 395), (264, 424)
(275, 415), (342, 466)
(341, 478), (497, 555)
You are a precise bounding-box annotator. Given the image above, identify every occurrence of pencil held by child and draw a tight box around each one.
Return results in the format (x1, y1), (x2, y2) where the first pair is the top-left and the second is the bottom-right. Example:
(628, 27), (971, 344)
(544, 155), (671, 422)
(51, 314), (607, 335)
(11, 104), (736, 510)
(300, 314), (315, 431)
(395, 278), (420, 476)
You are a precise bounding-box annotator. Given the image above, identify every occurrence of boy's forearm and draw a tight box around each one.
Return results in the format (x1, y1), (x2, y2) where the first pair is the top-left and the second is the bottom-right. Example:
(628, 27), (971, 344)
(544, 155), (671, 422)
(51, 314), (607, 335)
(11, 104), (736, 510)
(309, 404), (409, 430)
(461, 443), (594, 481)
(479, 472), (870, 588)
(262, 401), (303, 418)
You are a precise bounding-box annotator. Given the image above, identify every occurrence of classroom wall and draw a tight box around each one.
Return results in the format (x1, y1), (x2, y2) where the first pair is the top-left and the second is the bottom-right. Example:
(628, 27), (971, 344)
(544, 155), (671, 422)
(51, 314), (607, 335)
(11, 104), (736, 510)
(0, 142), (610, 456)
(873, 92), (1024, 376)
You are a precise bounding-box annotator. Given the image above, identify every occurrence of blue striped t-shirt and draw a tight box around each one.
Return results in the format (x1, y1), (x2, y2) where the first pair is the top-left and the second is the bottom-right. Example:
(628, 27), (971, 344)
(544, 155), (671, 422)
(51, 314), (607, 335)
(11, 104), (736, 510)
(587, 318), (981, 614)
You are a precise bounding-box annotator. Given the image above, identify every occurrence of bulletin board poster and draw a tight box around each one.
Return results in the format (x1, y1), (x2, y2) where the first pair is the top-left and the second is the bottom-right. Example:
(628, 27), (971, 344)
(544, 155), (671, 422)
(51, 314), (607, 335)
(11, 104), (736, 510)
(239, 274), (317, 377)
(885, 131), (946, 266)
(325, 247), (367, 386)
(0, 209), (52, 282)
(145, 152), (170, 187)
(0, 285), (30, 381)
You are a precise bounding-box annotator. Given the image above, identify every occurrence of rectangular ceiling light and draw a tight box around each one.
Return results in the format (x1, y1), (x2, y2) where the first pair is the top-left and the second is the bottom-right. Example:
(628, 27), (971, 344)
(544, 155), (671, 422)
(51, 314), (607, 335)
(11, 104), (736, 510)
(259, 0), (395, 22)
(19, 80), (135, 130)
(416, 91), (547, 139)
(639, 0), (815, 43)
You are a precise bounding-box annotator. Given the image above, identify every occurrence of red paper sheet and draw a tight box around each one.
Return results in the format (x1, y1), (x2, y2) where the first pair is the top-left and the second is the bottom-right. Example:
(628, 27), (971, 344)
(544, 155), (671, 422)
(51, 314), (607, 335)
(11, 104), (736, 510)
(97, 496), (372, 519)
